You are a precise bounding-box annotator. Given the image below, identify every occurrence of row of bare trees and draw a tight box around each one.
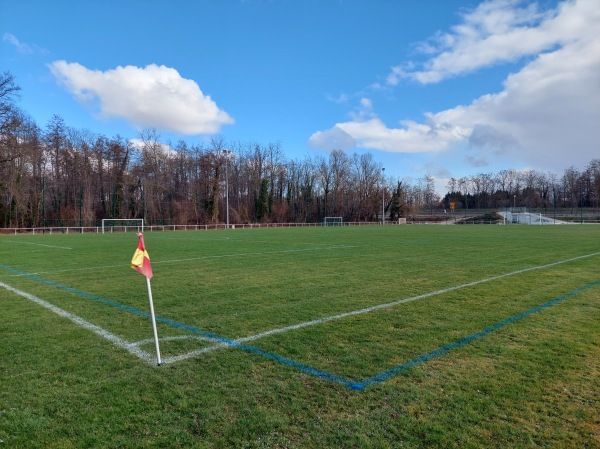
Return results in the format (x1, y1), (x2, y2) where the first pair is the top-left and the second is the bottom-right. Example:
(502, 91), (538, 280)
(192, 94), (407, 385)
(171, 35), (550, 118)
(444, 163), (600, 212)
(1, 71), (598, 228)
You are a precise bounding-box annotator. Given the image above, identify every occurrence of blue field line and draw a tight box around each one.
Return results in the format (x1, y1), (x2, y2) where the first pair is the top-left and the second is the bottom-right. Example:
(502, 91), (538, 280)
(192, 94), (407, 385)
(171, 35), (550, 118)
(0, 264), (356, 388)
(354, 278), (600, 390)
(1, 263), (598, 391)
(0, 264), (158, 319)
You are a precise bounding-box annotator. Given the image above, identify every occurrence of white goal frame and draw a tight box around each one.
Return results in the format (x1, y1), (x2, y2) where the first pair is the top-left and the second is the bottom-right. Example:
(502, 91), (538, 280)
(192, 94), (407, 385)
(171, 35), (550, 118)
(323, 217), (343, 226)
(101, 219), (144, 234)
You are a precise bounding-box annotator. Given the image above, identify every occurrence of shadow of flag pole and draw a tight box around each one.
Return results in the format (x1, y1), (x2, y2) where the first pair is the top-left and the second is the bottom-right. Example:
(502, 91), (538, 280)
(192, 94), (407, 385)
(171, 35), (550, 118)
(131, 232), (162, 365)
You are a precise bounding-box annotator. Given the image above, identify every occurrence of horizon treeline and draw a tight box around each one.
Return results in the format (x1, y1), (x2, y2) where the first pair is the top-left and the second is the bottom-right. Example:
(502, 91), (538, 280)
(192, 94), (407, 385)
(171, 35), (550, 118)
(1, 71), (599, 228)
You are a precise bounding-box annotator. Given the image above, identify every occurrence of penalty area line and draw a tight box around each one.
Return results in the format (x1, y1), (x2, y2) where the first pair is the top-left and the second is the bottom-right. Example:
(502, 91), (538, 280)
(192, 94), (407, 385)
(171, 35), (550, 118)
(155, 245), (357, 266)
(0, 280), (156, 365)
(232, 251), (600, 345)
(5, 240), (73, 250)
(160, 251), (600, 366)
(354, 277), (600, 390)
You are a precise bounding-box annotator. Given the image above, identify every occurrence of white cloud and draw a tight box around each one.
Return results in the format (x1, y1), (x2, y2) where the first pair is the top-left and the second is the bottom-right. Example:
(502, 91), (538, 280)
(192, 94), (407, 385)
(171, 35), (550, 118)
(309, 112), (469, 153)
(128, 138), (177, 157)
(2, 33), (45, 55)
(3, 33), (32, 54)
(311, 0), (600, 174)
(308, 126), (356, 151)
(350, 97), (375, 121)
(48, 61), (234, 135)
(433, 28), (600, 168)
(338, 117), (469, 153)
(388, 0), (592, 85)
(424, 161), (453, 179)
(326, 93), (350, 104)
(468, 124), (519, 154)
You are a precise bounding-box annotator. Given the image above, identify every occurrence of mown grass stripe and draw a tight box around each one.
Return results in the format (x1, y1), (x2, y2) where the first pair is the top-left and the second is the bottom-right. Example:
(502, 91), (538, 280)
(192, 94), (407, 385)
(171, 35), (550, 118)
(199, 252), (600, 347)
(0, 280), (155, 364)
(4, 240), (73, 250)
(0, 263), (356, 386)
(355, 278), (600, 390)
(1, 262), (598, 390)
(0, 263), (155, 319)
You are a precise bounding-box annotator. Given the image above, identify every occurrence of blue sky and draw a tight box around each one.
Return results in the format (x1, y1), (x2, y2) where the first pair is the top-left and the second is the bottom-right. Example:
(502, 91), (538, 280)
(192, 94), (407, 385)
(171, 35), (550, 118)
(2, 0), (599, 193)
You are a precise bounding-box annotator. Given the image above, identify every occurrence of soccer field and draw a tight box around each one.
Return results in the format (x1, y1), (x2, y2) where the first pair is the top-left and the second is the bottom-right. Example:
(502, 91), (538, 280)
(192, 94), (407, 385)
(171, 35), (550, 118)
(1, 225), (599, 448)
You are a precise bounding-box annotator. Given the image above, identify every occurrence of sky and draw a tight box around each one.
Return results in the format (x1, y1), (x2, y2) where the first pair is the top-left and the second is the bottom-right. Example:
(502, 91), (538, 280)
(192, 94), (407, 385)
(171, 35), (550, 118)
(1, 0), (599, 194)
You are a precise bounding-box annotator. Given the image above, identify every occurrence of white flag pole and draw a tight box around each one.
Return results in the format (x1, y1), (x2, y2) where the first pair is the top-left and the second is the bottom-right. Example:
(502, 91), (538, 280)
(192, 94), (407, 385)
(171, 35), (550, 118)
(145, 276), (162, 365)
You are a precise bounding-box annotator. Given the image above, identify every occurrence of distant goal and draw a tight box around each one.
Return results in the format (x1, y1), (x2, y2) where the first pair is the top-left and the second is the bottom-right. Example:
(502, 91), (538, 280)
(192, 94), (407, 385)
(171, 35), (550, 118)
(323, 217), (343, 226)
(101, 219), (144, 234)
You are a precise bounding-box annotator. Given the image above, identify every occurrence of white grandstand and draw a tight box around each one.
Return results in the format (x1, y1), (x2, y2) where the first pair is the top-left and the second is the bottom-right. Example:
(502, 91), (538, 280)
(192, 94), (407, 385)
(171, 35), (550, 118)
(499, 210), (568, 225)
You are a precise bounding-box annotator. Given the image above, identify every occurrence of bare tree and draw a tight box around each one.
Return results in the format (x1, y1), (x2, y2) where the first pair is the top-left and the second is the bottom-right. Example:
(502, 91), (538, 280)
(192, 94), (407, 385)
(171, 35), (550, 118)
(2, 73), (600, 228)
(561, 166), (581, 211)
(583, 159), (600, 208)
(0, 71), (21, 140)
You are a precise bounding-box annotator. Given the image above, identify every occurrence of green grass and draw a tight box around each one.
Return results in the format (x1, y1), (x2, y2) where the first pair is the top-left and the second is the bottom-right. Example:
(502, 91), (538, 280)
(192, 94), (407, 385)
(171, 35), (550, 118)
(1, 225), (599, 448)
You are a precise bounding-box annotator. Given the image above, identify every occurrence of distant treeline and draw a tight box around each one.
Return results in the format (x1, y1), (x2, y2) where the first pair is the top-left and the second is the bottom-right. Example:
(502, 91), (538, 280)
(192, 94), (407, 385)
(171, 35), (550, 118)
(1, 71), (599, 228)
(442, 162), (600, 213)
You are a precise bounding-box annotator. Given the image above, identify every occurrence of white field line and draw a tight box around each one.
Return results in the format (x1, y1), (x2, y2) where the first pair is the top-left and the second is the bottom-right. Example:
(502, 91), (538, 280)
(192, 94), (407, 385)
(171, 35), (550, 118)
(0, 281), (156, 365)
(133, 335), (213, 346)
(4, 251), (598, 367)
(3, 245), (356, 277)
(169, 251), (600, 363)
(131, 335), (226, 365)
(0, 249), (51, 256)
(155, 245), (356, 266)
(0, 265), (117, 278)
(5, 241), (72, 250)
(161, 344), (228, 365)
(151, 236), (231, 241)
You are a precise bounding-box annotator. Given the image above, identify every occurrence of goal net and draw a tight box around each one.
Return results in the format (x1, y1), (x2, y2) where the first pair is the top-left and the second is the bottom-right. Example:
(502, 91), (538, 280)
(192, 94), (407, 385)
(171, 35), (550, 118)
(101, 219), (144, 234)
(323, 217), (343, 226)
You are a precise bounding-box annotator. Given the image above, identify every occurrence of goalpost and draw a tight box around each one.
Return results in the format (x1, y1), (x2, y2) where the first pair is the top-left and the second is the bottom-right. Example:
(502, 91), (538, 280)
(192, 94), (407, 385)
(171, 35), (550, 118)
(323, 217), (343, 226)
(101, 219), (144, 234)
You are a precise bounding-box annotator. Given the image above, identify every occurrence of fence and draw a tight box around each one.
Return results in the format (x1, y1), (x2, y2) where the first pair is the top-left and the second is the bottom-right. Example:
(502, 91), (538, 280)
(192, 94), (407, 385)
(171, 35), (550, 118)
(1, 217), (598, 235)
(0, 221), (387, 235)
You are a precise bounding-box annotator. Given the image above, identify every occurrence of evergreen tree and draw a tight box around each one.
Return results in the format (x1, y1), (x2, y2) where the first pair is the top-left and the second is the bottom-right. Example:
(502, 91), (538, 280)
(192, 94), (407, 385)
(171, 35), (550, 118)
(256, 178), (270, 221)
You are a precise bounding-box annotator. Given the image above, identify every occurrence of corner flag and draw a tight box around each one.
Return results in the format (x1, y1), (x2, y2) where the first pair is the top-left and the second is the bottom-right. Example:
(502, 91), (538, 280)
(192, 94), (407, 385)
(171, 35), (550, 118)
(131, 232), (153, 279)
(131, 232), (161, 365)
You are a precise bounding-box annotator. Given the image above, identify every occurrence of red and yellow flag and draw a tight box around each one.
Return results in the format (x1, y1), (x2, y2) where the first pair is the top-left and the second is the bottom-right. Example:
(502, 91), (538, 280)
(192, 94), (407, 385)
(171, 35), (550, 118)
(131, 233), (153, 279)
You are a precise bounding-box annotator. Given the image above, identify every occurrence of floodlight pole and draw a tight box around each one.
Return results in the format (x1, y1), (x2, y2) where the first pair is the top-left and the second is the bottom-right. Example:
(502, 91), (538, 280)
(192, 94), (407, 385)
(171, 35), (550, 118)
(381, 167), (385, 225)
(224, 149), (230, 230)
